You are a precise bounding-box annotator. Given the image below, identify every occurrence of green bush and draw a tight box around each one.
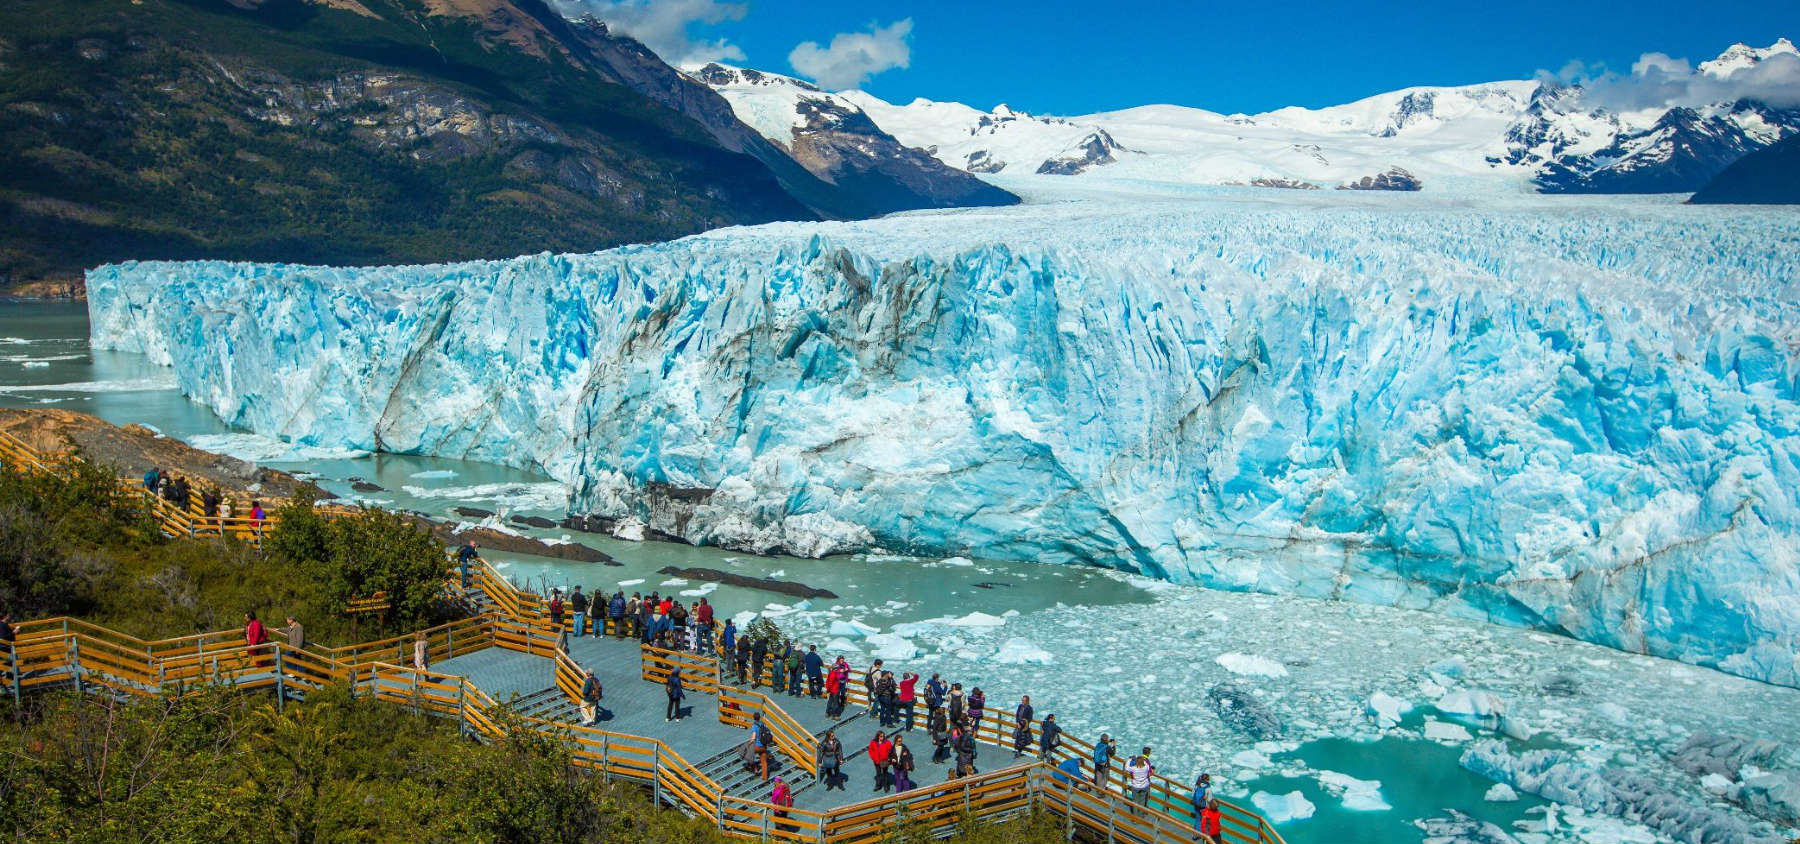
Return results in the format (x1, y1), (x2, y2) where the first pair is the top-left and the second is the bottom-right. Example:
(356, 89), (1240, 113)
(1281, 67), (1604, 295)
(267, 496), (449, 633)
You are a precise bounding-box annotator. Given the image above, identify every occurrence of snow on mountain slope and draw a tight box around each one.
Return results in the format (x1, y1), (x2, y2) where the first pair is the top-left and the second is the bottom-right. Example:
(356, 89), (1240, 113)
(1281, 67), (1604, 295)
(685, 63), (1017, 213)
(88, 191), (1800, 688)
(831, 41), (1799, 194)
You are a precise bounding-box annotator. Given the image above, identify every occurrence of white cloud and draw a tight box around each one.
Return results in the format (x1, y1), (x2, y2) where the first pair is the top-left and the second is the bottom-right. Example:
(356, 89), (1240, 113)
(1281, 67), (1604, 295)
(787, 18), (912, 91)
(552, 0), (748, 65)
(1547, 43), (1800, 111)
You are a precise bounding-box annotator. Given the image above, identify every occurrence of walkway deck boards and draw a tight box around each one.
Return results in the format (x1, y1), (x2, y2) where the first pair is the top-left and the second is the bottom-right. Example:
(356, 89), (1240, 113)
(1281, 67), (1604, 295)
(434, 632), (1034, 813)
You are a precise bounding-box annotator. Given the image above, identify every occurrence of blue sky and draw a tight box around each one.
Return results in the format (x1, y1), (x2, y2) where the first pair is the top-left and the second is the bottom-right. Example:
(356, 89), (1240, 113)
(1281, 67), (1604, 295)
(573, 0), (1797, 114)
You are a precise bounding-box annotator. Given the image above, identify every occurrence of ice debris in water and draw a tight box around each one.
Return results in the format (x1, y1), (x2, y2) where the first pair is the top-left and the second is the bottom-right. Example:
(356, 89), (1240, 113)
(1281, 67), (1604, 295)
(88, 196), (1800, 688)
(1485, 783), (1519, 802)
(1367, 691), (1412, 728)
(1317, 771), (1391, 812)
(1216, 653), (1289, 678)
(1252, 790), (1316, 823)
(991, 637), (1054, 665)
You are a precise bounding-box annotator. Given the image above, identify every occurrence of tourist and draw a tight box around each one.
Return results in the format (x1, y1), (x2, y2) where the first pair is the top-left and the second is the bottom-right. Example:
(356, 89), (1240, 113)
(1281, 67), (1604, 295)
(771, 776), (795, 833)
(898, 672), (919, 730)
(608, 591), (626, 638)
(816, 728), (844, 790)
(1092, 733), (1117, 789)
(217, 496), (232, 527)
(456, 540), (479, 587)
(721, 618), (737, 658)
(771, 640), (789, 693)
(569, 586), (588, 637)
(694, 598), (714, 652)
(824, 662), (845, 718)
(784, 645), (803, 696)
(579, 669), (603, 725)
(249, 500), (265, 537)
(1198, 798), (1223, 844)
(665, 666), (685, 722)
(750, 636), (768, 688)
(752, 715), (773, 781)
(952, 723), (978, 778)
(868, 730), (893, 793)
(928, 704), (950, 762)
(1125, 751), (1154, 807)
(244, 611), (270, 668)
(875, 670), (898, 727)
(1192, 772), (1212, 822)
(636, 595), (654, 644)
(892, 734), (916, 792)
(412, 632), (429, 671)
(142, 466), (159, 492)
(947, 682), (967, 725)
(968, 686), (987, 731)
(862, 659), (883, 716)
(804, 644), (824, 698)
(669, 599), (688, 648)
(282, 615), (305, 651)
(1012, 695), (1034, 758)
(734, 634), (751, 684)
(924, 672), (946, 712)
(1040, 713), (1063, 760)
(626, 593), (641, 639)
(548, 589), (565, 631)
(1054, 755), (1085, 788)
(201, 487), (220, 529)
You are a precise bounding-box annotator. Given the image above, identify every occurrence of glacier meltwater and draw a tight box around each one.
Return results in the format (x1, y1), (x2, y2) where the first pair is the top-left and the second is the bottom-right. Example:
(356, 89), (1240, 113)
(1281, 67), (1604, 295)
(87, 190), (1800, 688)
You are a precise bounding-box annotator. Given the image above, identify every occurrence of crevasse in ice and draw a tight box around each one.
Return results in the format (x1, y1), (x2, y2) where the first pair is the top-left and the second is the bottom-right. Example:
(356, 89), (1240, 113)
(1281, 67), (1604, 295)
(86, 194), (1800, 687)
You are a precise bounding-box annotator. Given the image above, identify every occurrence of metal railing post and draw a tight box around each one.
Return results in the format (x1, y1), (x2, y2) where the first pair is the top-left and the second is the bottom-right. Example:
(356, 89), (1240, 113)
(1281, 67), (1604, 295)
(651, 753), (662, 806)
(8, 642), (19, 707)
(274, 648), (286, 712)
(70, 636), (81, 695)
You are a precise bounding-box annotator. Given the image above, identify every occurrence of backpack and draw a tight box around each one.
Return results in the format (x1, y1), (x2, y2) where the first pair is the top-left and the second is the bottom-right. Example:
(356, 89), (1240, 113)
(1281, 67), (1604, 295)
(759, 725), (774, 749)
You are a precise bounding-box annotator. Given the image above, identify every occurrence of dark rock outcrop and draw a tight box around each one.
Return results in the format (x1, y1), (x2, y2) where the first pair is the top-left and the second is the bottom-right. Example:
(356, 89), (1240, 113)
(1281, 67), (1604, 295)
(1035, 130), (1126, 175)
(1337, 167), (1422, 191)
(1207, 683), (1281, 739)
(656, 566), (838, 599)
(1688, 132), (1800, 204)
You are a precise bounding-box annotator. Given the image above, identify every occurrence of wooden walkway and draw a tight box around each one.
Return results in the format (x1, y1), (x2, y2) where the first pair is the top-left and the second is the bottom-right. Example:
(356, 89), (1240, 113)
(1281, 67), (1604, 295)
(0, 429), (1287, 844)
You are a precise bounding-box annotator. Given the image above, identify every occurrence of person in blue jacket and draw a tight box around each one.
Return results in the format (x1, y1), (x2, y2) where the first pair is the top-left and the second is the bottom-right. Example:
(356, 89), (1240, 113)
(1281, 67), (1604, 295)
(721, 618), (737, 656)
(804, 645), (824, 698)
(665, 667), (685, 721)
(608, 592), (626, 637)
(1092, 732), (1117, 788)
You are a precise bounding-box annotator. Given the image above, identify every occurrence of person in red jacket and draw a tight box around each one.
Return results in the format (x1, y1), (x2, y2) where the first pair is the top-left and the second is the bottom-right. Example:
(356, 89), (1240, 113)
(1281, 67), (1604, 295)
(868, 730), (894, 793)
(244, 611), (270, 668)
(1199, 798), (1223, 844)
(771, 776), (796, 834)
(898, 672), (919, 731)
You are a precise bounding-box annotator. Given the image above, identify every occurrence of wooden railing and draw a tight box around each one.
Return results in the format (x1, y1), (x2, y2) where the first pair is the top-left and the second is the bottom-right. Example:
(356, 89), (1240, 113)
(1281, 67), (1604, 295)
(717, 684), (821, 778)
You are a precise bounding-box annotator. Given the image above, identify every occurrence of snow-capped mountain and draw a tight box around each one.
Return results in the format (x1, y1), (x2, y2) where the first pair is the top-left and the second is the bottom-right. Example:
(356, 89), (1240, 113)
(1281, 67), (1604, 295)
(688, 63), (1016, 212)
(813, 40), (1800, 194)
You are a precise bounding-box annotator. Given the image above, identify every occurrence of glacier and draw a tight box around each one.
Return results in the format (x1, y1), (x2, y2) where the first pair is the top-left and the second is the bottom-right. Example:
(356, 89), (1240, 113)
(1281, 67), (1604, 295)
(87, 189), (1800, 686)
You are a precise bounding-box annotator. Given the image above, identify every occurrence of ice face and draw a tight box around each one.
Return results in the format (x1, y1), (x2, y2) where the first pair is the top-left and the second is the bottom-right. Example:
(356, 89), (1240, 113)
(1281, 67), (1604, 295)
(86, 191), (1800, 687)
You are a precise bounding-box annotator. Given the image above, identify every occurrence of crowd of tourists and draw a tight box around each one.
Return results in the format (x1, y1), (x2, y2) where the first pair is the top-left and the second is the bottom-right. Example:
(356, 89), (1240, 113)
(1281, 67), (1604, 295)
(530, 581), (1227, 842)
(141, 466), (264, 533)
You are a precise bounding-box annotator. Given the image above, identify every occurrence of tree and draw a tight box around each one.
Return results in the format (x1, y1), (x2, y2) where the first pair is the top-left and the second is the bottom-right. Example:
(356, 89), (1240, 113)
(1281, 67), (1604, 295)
(267, 498), (447, 633)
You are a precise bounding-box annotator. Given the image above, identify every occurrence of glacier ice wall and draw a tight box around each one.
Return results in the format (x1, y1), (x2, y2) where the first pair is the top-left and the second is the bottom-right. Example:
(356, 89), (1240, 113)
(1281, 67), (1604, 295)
(87, 195), (1800, 686)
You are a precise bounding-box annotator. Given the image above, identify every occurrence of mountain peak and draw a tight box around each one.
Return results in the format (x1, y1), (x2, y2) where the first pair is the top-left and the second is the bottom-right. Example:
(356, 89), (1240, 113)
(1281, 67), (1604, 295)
(1698, 37), (1799, 78)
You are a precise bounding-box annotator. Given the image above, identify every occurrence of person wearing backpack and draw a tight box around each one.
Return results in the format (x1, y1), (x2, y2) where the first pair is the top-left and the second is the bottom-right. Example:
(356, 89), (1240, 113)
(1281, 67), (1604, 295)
(863, 659), (883, 716)
(548, 590), (565, 630)
(784, 646), (803, 696)
(664, 666), (685, 722)
(754, 718), (775, 782)
(579, 669), (604, 725)
(1092, 733), (1117, 788)
(952, 724), (978, 778)
(892, 735), (916, 792)
(771, 777), (796, 834)
(1012, 695), (1035, 758)
(816, 729), (845, 790)
(924, 673), (947, 712)
(875, 670), (898, 727)
(750, 636), (768, 688)
(868, 731), (894, 793)
(608, 591), (626, 637)
(1039, 713), (1063, 760)
(928, 705), (951, 763)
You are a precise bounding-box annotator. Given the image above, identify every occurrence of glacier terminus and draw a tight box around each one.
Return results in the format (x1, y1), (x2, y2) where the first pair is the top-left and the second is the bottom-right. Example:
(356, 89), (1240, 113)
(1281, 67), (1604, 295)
(88, 188), (1800, 689)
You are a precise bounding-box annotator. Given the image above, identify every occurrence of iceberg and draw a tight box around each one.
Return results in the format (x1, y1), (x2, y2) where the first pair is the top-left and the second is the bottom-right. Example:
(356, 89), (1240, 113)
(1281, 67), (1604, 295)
(87, 194), (1800, 687)
(1252, 790), (1317, 823)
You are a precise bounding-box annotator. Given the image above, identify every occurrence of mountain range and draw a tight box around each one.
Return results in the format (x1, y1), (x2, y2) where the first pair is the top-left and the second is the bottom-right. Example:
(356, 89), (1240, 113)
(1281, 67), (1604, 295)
(696, 39), (1800, 196)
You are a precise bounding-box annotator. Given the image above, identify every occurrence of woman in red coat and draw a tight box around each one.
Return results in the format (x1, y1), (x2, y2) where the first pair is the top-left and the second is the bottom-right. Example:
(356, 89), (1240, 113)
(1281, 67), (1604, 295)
(868, 730), (894, 793)
(244, 611), (270, 668)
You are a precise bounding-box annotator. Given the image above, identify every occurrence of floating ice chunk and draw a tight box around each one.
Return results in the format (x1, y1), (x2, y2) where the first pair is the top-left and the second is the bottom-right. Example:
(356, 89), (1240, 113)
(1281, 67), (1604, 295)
(732, 610), (758, 627)
(1698, 774), (1733, 795)
(679, 583), (720, 597)
(939, 557), (975, 567)
(864, 633), (920, 660)
(829, 620), (880, 639)
(1317, 771), (1390, 812)
(1429, 656), (1468, 678)
(824, 637), (864, 654)
(1485, 783), (1519, 802)
(769, 569), (786, 577)
(763, 602), (795, 616)
(1435, 689), (1505, 719)
(1424, 719), (1473, 743)
(1251, 790), (1315, 823)
(617, 578), (646, 586)
(660, 578), (690, 586)
(1367, 691), (1412, 728)
(945, 612), (1006, 628)
(1002, 609), (1019, 617)
(1216, 653), (1289, 678)
(1595, 702), (1631, 725)
(1231, 750), (1272, 770)
(409, 469), (458, 479)
(792, 599), (813, 610)
(992, 637), (1054, 665)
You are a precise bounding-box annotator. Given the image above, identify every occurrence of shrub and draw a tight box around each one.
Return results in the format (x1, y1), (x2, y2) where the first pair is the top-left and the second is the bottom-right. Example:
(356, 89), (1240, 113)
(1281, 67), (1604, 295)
(267, 495), (448, 633)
